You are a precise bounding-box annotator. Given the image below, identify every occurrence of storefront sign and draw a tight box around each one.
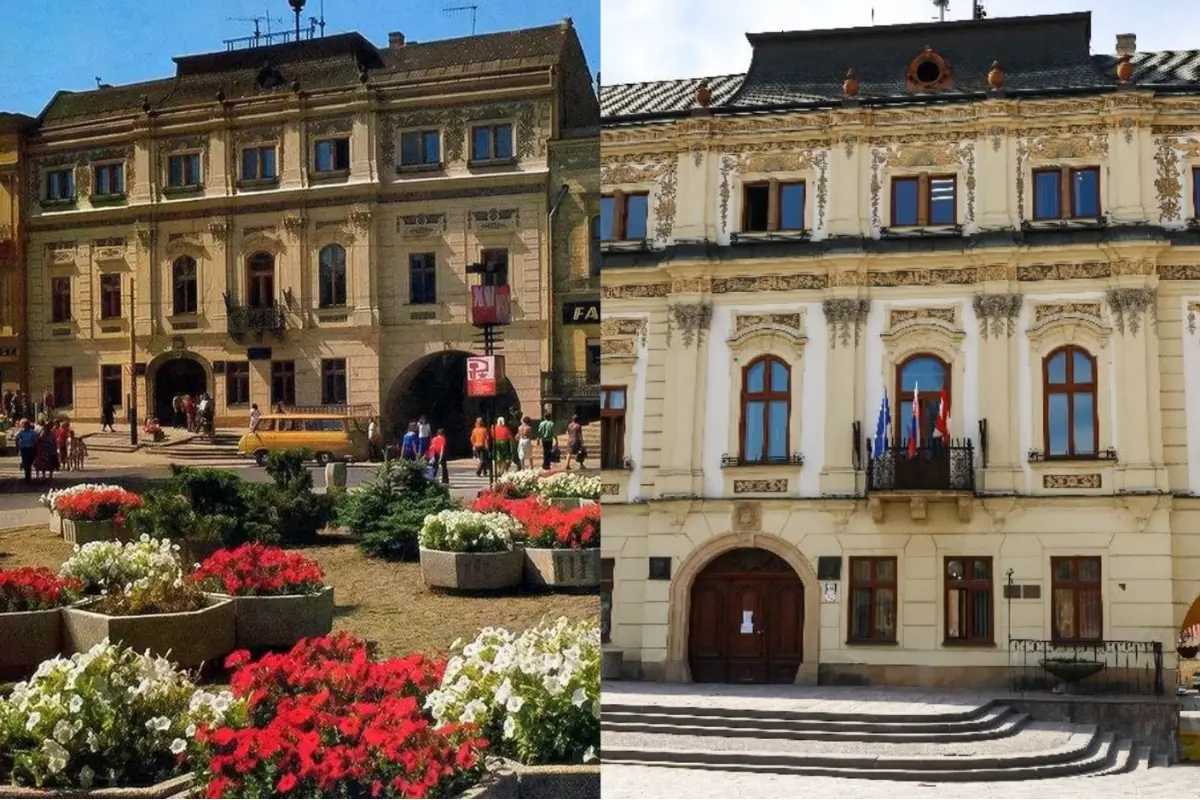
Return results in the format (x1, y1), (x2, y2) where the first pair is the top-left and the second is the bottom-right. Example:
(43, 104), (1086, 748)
(562, 301), (600, 325)
(470, 285), (512, 327)
(466, 355), (505, 397)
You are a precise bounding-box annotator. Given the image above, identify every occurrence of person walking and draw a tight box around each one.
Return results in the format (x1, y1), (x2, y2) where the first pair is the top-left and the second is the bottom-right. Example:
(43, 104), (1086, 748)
(249, 403), (261, 432)
(401, 422), (419, 460)
(172, 393), (185, 428)
(197, 394), (210, 434)
(564, 414), (583, 470)
(492, 416), (512, 475)
(100, 398), (116, 433)
(55, 420), (70, 466)
(517, 416), (535, 470)
(470, 417), (489, 477)
(42, 388), (54, 413)
(427, 428), (450, 484)
(417, 416), (432, 456)
(367, 417), (380, 462)
(34, 425), (59, 482)
(537, 411), (558, 471)
(15, 420), (37, 484)
(183, 394), (196, 433)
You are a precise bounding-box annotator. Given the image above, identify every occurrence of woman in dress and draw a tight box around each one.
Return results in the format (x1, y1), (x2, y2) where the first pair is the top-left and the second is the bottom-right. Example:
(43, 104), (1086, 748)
(34, 425), (59, 481)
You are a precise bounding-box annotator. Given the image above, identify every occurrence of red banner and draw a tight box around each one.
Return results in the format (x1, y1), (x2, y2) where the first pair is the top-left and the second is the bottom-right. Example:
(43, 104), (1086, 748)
(471, 285), (512, 327)
(466, 355), (505, 397)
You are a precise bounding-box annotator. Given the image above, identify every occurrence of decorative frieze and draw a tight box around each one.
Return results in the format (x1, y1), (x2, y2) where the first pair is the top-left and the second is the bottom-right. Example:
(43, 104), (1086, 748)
(719, 145), (829, 233)
(869, 268), (977, 287)
(601, 283), (668, 299)
(654, 158), (678, 241)
(732, 501), (762, 531)
(601, 318), (648, 346)
(666, 302), (713, 348)
(974, 293), (1023, 340)
(206, 220), (231, 241)
(600, 484), (621, 497)
(1017, 262), (1110, 281)
(712, 274), (827, 293)
(1106, 288), (1157, 335)
(281, 214), (305, 239)
(888, 308), (955, 329)
(133, 223), (153, 251)
(733, 479), (789, 494)
(307, 115), (354, 140)
(1154, 135), (1183, 222)
(1024, 132), (1109, 161)
(601, 339), (636, 356)
(734, 313), (804, 335)
(823, 298), (870, 349)
(1159, 265), (1200, 281)
(397, 213), (447, 239)
(1034, 303), (1102, 324)
(1188, 302), (1200, 336)
(382, 109), (466, 165)
(348, 206), (372, 230)
(470, 208), (519, 232)
(1043, 474), (1101, 490)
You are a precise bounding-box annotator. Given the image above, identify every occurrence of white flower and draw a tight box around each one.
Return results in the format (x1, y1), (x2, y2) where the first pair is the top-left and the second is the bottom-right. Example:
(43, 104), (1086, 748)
(185, 723), (197, 738)
(503, 715), (517, 739)
(53, 718), (74, 744)
(79, 765), (96, 789)
(26, 711), (41, 731)
(68, 695), (82, 714)
(506, 694), (526, 714)
(170, 738), (187, 755)
(571, 687), (587, 707)
(43, 740), (70, 774)
(583, 746), (598, 763)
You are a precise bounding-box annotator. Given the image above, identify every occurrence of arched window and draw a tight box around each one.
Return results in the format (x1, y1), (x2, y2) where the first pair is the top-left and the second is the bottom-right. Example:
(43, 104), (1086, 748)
(1044, 345), (1097, 457)
(896, 354), (949, 446)
(318, 244), (347, 308)
(172, 256), (197, 315)
(589, 216), (601, 277)
(740, 356), (790, 463)
(247, 252), (275, 309)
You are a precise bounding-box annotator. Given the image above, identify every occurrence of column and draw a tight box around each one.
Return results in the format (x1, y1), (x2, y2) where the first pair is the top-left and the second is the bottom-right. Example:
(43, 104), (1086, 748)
(975, 288), (1023, 492)
(819, 295), (869, 495)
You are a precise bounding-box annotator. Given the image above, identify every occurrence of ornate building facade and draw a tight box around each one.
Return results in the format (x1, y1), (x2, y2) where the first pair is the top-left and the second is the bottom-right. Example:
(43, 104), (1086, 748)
(23, 21), (597, 444)
(0, 113), (32, 393)
(600, 12), (1200, 687)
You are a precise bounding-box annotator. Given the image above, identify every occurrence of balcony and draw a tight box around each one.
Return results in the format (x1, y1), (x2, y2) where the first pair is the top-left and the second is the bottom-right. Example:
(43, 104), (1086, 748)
(226, 305), (287, 343)
(541, 370), (600, 403)
(865, 438), (975, 523)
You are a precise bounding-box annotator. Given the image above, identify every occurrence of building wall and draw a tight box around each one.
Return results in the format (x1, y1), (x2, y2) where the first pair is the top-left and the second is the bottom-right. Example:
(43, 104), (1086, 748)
(0, 128), (25, 390)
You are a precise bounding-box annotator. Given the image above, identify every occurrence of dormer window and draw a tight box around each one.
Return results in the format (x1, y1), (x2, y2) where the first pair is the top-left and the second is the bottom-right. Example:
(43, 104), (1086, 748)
(906, 47), (954, 93)
(44, 169), (75, 202)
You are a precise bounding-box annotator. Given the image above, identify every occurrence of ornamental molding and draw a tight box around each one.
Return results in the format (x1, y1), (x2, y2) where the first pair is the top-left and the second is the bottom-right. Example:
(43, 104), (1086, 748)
(281, 214), (306, 239)
(600, 483), (621, 497)
(718, 143), (829, 233)
(601, 339), (636, 356)
(470, 207), (520, 232)
(1023, 133), (1109, 161)
(713, 274), (827, 293)
(163, 234), (206, 259)
(1159, 265), (1200, 280)
(888, 307), (956, 330)
(733, 479), (788, 494)
(552, 141), (600, 171)
(670, 277), (710, 294)
(348, 206), (372, 230)
(1043, 474), (1101, 490)
(869, 268), (977, 287)
(1152, 136), (1200, 223)
(133, 223), (153, 251)
(666, 302), (713, 348)
(871, 140), (976, 225)
(600, 159), (669, 185)
(974, 293), (1023, 340)
(655, 158), (678, 241)
(1106, 288), (1157, 336)
(1017, 262), (1110, 281)
(822, 298), (870, 349)
(1033, 302), (1102, 325)
(382, 100), (549, 164)
(1187, 302), (1200, 336)
(231, 125), (283, 147)
(602, 283), (668, 299)
(306, 115), (354, 140)
(397, 213), (447, 239)
(381, 108), (466, 165)
(600, 318), (648, 346)
(206, 220), (231, 242)
(733, 313), (804, 335)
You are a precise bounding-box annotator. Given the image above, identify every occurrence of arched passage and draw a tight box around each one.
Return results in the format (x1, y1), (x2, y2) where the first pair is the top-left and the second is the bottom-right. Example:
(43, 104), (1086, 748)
(147, 353), (210, 424)
(385, 351), (520, 457)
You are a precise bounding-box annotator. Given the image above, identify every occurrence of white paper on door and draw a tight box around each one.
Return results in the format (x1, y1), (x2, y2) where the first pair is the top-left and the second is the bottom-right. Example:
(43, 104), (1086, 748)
(739, 610), (754, 634)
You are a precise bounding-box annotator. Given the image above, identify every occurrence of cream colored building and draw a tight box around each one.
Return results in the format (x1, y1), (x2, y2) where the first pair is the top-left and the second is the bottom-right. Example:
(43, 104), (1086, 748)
(0, 113), (32, 393)
(23, 21), (597, 446)
(600, 12), (1200, 687)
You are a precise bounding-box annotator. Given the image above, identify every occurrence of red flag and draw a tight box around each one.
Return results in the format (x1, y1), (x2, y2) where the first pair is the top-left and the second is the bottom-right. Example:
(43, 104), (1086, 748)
(934, 387), (950, 441)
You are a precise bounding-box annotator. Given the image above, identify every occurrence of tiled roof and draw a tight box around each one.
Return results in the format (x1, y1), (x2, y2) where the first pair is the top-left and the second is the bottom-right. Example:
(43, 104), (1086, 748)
(600, 74), (744, 118)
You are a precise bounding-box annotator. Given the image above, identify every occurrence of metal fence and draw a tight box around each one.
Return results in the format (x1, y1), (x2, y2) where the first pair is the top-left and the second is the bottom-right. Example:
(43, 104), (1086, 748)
(1008, 638), (1164, 696)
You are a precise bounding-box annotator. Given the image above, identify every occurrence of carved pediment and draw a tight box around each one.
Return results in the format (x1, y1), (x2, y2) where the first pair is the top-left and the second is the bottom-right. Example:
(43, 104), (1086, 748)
(888, 307), (956, 330)
(164, 234), (205, 259)
(397, 213), (447, 239)
(470, 208), (519, 232)
(1033, 303), (1103, 325)
(1026, 134), (1108, 161)
(734, 313), (805, 335)
(600, 318), (647, 346)
(240, 231), (284, 255)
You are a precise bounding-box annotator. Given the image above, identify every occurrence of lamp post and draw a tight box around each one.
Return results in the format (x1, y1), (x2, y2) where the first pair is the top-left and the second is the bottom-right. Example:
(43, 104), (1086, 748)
(128, 277), (138, 446)
(288, 0), (306, 41)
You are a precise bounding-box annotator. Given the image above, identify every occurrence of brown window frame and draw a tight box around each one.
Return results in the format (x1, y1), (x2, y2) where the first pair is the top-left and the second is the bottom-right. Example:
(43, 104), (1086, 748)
(100, 364), (123, 408)
(479, 248), (509, 288)
(270, 360), (296, 407)
(52, 367), (74, 407)
(1193, 166), (1200, 219)
(247, 252), (275, 309)
(51, 277), (72, 323)
(318, 244), (348, 308)
(943, 557), (994, 646)
(172, 256), (198, 316)
(600, 385), (627, 469)
(890, 173), (957, 227)
(99, 273), (122, 320)
(321, 358), (347, 405)
(1050, 556), (1103, 643)
(740, 180), (807, 233)
(895, 353), (951, 442)
(225, 361), (251, 406)
(600, 558), (615, 644)
(1032, 166), (1101, 220)
(600, 192), (649, 242)
(739, 355), (791, 463)
(1043, 345), (1098, 458)
(848, 556), (898, 644)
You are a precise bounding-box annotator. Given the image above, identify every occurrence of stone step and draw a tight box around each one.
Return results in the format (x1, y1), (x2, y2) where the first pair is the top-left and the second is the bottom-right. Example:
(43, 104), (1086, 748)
(601, 729), (1122, 782)
(602, 698), (1001, 725)
(602, 706), (1031, 742)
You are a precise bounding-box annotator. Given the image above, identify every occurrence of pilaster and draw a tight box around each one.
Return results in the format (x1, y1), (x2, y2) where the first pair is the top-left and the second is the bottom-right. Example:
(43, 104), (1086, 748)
(977, 102), (1015, 229)
(974, 286), (1024, 492)
(819, 293), (869, 495)
(1108, 282), (1168, 491)
(674, 115), (714, 242)
(828, 109), (866, 237)
(655, 275), (712, 498)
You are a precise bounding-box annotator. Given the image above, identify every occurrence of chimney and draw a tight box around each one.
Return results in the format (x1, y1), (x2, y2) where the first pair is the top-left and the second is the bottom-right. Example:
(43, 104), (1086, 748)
(1116, 33), (1136, 57)
(388, 31), (406, 48)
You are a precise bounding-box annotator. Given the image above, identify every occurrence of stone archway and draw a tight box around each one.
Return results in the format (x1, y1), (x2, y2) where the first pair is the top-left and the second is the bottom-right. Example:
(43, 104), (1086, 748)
(666, 531), (821, 685)
(146, 351), (211, 425)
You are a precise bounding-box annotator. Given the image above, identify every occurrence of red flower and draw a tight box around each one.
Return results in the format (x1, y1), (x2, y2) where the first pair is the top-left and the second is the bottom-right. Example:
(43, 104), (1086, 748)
(53, 487), (142, 524)
(193, 544), (325, 597)
(0, 568), (82, 613)
(470, 496), (600, 550)
(277, 774), (298, 793)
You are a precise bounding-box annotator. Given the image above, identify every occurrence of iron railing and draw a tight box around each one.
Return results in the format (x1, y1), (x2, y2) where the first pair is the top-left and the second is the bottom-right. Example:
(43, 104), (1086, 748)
(227, 305), (287, 341)
(1009, 639), (1164, 697)
(541, 370), (600, 402)
(720, 453), (805, 468)
(866, 438), (975, 492)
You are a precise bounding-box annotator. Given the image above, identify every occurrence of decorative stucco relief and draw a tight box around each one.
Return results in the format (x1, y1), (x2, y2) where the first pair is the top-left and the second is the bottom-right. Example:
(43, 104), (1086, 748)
(1023, 131), (1109, 161)
(869, 140), (977, 226)
(1106, 288), (1157, 336)
(1043, 474), (1101, 489)
(734, 313), (804, 335)
(1187, 302), (1200, 336)
(733, 479), (788, 494)
(655, 158), (678, 241)
(823, 298), (871, 349)
(601, 283), (668, 299)
(974, 294), (1023, 340)
(600, 484), (621, 497)
(1154, 136), (1183, 222)
(601, 318), (648, 346)
(888, 308), (956, 329)
(1159, 265), (1200, 281)
(382, 109), (465, 165)
(870, 268), (977, 286)
(1034, 303), (1102, 325)
(601, 339), (636, 356)
(307, 115), (354, 139)
(666, 302), (713, 348)
(1017, 262), (1110, 281)
(1015, 139), (1028, 220)
(712, 274), (827, 293)
(718, 142), (830, 234)
(670, 277), (710, 294)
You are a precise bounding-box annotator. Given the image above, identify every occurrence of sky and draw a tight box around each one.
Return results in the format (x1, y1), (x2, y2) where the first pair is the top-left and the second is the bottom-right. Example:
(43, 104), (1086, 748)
(0, 0), (599, 116)
(601, 0), (1200, 85)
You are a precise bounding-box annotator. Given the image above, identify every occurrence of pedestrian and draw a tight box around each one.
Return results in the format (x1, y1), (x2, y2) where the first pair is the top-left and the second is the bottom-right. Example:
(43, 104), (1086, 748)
(401, 422), (419, 460)
(55, 420), (70, 465)
(367, 417), (380, 462)
(197, 394), (209, 432)
(67, 430), (87, 471)
(204, 394), (216, 438)
(172, 393), (184, 428)
(417, 416), (432, 455)
(249, 403), (261, 432)
(517, 416), (535, 470)
(2, 390), (11, 419)
(470, 417), (489, 477)
(537, 411), (557, 471)
(100, 398), (116, 432)
(15, 419), (36, 484)
(427, 428), (450, 484)
(565, 414), (583, 470)
(492, 416), (512, 475)
(183, 394), (196, 432)
(35, 425), (59, 482)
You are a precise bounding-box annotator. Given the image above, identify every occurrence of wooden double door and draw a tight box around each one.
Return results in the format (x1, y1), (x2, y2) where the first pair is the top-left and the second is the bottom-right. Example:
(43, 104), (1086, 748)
(688, 548), (804, 684)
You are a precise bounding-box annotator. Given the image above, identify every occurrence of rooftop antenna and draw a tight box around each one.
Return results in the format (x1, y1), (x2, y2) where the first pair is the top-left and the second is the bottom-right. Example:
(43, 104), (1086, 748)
(973, 0), (987, 19)
(309, 0), (326, 37)
(444, 4), (480, 36)
(933, 0), (950, 22)
(228, 15), (282, 45)
(871, 8), (875, 24)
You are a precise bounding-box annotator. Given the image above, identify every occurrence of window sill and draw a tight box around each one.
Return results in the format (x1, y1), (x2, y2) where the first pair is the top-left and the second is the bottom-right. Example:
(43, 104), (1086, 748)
(731, 229), (811, 243)
(942, 639), (997, 649)
(162, 185), (204, 197)
(397, 162), (445, 174)
(40, 198), (77, 209)
(468, 157), (518, 170)
(721, 454), (804, 469)
(310, 169), (350, 183)
(314, 305), (353, 315)
(168, 313), (201, 322)
(237, 177), (280, 191)
(879, 224), (963, 237)
(90, 193), (127, 206)
(1027, 449), (1118, 465)
(845, 639), (899, 647)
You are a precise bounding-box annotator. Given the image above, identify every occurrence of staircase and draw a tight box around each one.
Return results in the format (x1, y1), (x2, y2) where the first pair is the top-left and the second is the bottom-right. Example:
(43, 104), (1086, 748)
(153, 431), (243, 463)
(602, 700), (1159, 781)
(581, 422), (601, 458)
(81, 431), (140, 454)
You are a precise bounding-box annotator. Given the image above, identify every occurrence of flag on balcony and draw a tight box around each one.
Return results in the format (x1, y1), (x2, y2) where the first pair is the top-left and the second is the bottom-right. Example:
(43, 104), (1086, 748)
(933, 387), (950, 441)
(907, 382), (920, 459)
(873, 391), (890, 458)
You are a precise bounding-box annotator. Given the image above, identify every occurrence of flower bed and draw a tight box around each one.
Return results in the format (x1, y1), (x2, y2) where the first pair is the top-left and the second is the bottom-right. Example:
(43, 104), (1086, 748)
(418, 510), (524, 591)
(193, 545), (333, 649)
(0, 641), (241, 793)
(470, 497), (600, 589)
(55, 486), (143, 525)
(195, 633), (487, 798)
(41, 484), (131, 537)
(60, 537), (187, 595)
(0, 568), (81, 674)
(491, 470), (601, 502)
(427, 617), (600, 766)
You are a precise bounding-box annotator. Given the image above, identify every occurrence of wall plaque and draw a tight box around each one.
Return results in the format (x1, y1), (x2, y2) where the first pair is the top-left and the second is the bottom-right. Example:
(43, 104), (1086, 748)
(648, 557), (672, 581)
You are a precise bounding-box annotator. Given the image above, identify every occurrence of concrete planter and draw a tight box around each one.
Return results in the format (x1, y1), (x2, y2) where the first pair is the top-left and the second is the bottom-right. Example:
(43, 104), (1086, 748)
(205, 586), (334, 649)
(523, 548), (600, 589)
(545, 498), (598, 511)
(0, 773), (194, 798)
(420, 548), (523, 591)
(325, 462), (348, 489)
(49, 510), (63, 535)
(0, 607), (63, 673)
(61, 519), (130, 547)
(62, 597), (235, 668)
(463, 761), (600, 799)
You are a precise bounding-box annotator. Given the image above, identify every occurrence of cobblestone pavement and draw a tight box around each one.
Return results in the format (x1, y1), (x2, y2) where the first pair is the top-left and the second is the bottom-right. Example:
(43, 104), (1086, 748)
(600, 763), (1200, 798)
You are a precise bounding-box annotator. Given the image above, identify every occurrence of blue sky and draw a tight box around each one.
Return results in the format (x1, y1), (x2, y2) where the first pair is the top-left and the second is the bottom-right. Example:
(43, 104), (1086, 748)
(0, 0), (599, 116)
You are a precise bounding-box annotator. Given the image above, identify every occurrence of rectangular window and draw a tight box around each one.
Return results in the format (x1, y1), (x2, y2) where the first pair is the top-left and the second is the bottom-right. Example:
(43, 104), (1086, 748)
(99, 274), (122, 319)
(891, 175), (956, 227)
(778, 182), (806, 230)
(586, 339), (601, 384)
(314, 138), (350, 173)
(599, 196), (615, 241)
(167, 153), (202, 188)
(741, 181), (806, 232)
(470, 123), (514, 162)
(742, 183), (771, 232)
(100, 364), (122, 408)
(321, 358), (347, 405)
(44, 169), (75, 201)
(600, 386), (627, 469)
(598, 192), (649, 242)
(1071, 168), (1100, 217)
(51, 277), (72, 323)
(929, 176), (956, 224)
(944, 557), (993, 645)
(93, 163), (125, 197)
(399, 130), (441, 166)
(409, 253), (437, 304)
(1194, 167), (1200, 219)
(1051, 556), (1102, 642)
(53, 367), (74, 407)
(848, 557), (897, 643)
(225, 361), (250, 406)
(270, 360), (296, 407)
(600, 558), (615, 644)
(480, 248), (509, 288)
(241, 146), (277, 181)
(1033, 167), (1100, 220)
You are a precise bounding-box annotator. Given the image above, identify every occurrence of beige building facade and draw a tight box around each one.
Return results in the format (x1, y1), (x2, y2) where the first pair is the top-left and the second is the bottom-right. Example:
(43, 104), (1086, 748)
(23, 21), (597, 446)
(600, 12), (1200, 687)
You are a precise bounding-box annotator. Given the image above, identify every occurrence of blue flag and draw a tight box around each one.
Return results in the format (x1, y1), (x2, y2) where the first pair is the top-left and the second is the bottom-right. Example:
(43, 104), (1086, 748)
(873, 391), (891, 458)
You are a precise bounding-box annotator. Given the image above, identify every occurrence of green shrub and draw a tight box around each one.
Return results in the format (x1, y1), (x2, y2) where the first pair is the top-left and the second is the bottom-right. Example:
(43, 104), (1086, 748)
(336, 460), (459, 560)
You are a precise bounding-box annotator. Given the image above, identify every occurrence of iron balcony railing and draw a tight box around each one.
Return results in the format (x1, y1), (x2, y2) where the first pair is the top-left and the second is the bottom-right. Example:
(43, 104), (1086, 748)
(865, 438), (975, 492)
(227, 305), (287, 341)
(541, 370), (600, 402)
(1009, 639), (1164, 697)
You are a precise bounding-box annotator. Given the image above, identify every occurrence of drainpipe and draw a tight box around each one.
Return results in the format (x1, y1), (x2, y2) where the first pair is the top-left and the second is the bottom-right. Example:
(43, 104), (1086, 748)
(546, 183), (570, 416)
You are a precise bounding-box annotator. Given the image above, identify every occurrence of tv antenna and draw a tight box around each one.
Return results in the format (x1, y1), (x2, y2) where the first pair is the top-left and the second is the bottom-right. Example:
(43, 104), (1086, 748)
(444, 4), (480, 36)
(973, 0), (987, 19)
(932, 0), (950, 22)
(228, 14), (283, 45)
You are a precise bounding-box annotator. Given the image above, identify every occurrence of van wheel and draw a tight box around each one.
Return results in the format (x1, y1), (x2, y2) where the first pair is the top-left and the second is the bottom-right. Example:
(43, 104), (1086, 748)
(316, 452), (333, 466)
(254, 450), (269, 467)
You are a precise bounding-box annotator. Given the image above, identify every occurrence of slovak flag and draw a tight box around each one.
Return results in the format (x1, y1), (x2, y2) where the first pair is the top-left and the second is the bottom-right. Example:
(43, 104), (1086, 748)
(933, 387), (950, 441)
(907, 382), (920, 459)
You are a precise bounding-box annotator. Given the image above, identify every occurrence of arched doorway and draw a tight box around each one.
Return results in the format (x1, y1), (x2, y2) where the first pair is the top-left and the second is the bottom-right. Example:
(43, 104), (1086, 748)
(688, 548), (804, 684)
(386, 351), (520, 457)
(151, 357), (207, 423)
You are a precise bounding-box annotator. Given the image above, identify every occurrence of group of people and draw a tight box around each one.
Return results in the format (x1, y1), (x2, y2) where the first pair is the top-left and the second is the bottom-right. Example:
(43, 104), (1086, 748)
(3, 390), (50, 424)
(13, 418), (88, 484)
(469, 410), (585, 478)
(170, 392), (216, 436)
(392, 416), (450, 483)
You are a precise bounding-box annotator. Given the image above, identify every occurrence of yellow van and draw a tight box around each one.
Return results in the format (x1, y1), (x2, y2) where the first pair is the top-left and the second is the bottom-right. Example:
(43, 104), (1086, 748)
(237, 414), (368, 466)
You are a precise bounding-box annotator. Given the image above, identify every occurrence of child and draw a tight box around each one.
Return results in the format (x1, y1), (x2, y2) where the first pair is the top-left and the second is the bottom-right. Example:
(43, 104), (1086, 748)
(67, 431), (87, 471)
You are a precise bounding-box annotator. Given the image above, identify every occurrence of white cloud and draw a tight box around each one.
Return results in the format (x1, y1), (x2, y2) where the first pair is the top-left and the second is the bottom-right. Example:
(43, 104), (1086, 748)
(601, 0), (1200, 85)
